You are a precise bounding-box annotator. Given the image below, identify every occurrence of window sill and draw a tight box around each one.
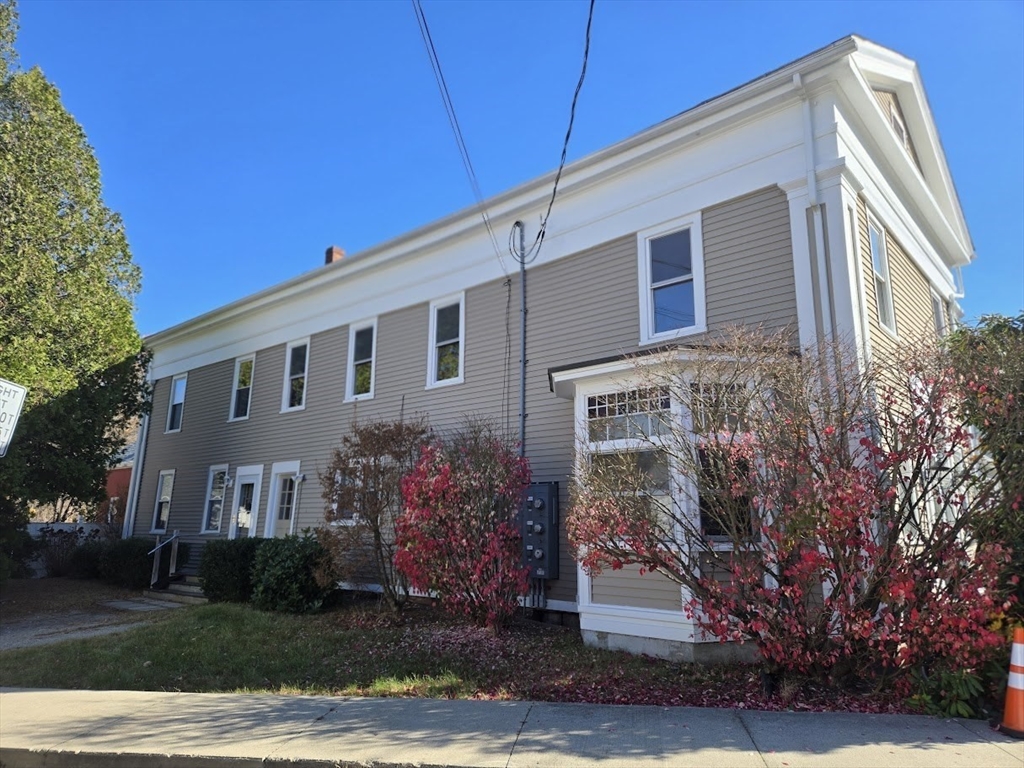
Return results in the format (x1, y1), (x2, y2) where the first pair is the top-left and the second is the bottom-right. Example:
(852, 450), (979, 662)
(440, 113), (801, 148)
(640, 323), (707, 347)
(279, 405), (307, 414)
(879, 322), (899, 341)
(426, 376), (464, 391)
(150, 529), (168, 535)
(199, 530), (222, 535)
(344, 393), (374, 404)
(163, 428), (182, 435)
(227, 416), (250, 423)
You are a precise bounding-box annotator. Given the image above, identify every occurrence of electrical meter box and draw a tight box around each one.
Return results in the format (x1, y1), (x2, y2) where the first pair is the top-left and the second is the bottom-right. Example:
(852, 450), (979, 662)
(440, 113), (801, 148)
(520, 482), (559, 580)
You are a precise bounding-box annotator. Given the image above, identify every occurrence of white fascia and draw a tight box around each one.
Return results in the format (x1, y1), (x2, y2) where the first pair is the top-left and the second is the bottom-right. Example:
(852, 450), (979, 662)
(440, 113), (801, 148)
(832, 58), (973, 270)
(850, 39), (973, 254)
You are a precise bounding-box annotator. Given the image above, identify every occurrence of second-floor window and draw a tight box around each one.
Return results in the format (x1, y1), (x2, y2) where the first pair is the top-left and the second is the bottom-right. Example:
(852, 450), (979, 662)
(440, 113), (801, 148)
(638, 213), (706, 345)
(931, 292), (948, 337)
(868, 218), (896, 334)
(427, 294), (464, 387)
(166, 374), (187, 432)
(346, 319), (377, 401)
(282, 339), (309, 411)
(230, 356), (254, 420)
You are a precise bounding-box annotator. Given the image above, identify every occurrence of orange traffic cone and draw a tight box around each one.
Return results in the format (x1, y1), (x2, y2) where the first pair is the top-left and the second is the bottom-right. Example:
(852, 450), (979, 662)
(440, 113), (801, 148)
(1000, 627), (1024, 739)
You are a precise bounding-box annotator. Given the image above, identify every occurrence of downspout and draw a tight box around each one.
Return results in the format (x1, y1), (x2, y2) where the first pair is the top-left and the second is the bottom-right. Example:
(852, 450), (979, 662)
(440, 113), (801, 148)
(122, 411), (150, 539)
(794, 71), (834, 342)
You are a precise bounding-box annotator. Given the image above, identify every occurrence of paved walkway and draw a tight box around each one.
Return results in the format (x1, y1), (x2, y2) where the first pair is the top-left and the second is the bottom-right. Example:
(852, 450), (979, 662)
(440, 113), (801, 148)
(1, 688), (1021, 767)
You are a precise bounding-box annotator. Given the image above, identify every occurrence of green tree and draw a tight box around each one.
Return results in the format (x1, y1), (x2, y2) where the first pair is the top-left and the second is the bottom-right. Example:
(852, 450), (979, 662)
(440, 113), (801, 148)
(0, 0), (148, 523)
(946, 312), (1024, 613)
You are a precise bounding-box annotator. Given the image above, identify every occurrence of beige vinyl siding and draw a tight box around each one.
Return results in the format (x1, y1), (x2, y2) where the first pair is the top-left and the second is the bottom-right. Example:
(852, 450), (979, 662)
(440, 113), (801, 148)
(590, 564), (682, 610)
(703, 186), (798, 334)
(856, 196), (937, 360)
(135, 184), (797, 603)
(871, 89), (923, 171)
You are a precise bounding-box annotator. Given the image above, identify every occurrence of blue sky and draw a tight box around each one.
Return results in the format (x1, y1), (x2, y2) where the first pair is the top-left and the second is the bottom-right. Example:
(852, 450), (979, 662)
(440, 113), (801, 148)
(15, 0), (1024, 335)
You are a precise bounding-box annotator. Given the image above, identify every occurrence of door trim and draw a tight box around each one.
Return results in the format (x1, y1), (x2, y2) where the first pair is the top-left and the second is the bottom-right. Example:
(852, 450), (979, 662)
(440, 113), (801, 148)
(229, 464), (264, 539)
(264, 460), (301, 538)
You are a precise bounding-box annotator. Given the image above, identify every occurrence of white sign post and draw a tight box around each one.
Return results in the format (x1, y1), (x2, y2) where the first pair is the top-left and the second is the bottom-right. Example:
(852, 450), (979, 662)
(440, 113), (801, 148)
(0, 378), (28, 458)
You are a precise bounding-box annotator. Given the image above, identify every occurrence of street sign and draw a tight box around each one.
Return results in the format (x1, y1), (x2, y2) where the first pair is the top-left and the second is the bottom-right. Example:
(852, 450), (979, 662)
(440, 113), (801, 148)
(0, 378), (28, 458)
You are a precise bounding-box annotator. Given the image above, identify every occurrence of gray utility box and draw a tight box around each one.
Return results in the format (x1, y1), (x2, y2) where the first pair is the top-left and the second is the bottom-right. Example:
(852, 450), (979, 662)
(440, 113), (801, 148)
(520, 482), (559, 580)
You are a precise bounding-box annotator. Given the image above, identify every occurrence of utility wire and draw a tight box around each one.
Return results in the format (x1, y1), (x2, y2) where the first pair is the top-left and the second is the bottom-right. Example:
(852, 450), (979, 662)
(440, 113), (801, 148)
(511, 0), (595, 266)
(411, 0), (508, 275)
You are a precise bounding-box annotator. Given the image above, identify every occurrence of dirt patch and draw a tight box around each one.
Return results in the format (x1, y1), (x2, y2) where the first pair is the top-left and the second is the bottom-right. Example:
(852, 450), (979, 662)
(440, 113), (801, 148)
(0, 578), (174, 651)
(0, 577), (137, 622)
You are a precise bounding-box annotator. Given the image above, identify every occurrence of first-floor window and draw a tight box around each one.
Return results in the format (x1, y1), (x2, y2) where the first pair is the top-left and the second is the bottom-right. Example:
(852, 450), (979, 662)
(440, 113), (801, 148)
(152, 470), (175, 532)
(696, 447), (754, 538)
(203, 465), (228, 532)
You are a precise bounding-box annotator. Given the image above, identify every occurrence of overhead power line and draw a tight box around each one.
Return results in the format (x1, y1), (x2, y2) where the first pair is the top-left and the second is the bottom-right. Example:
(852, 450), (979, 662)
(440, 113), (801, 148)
(511, 0), (595, 266)
(411, 0), (508, 275)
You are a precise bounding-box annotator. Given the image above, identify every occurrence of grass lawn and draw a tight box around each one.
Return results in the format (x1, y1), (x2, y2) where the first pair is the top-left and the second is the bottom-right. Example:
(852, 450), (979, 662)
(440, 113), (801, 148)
(0, 593), (910, 713)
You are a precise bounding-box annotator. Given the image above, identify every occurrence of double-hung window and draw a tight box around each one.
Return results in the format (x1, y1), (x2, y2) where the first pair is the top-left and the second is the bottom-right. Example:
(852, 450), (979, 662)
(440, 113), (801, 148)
(868, 217), (896, 334)
(638, 213), (706, 345)
(166, 374), (187, 432)
(427, 293), (464, 387)
(281, 339), (309, 411)
(152, 469), (175, 533)
(202, 465), (229, 533)
(346, 319), (377, 401)
(931, 292), (948, 338)
(585, 387), (673, 525)
(230, 356), (254, 420)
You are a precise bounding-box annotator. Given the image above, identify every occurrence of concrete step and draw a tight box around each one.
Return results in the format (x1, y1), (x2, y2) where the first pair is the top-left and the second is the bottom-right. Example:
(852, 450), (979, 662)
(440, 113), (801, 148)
(142, 587), (208, 605)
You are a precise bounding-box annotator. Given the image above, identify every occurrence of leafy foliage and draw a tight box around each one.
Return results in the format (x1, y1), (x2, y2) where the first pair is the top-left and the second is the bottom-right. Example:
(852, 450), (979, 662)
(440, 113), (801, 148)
(97, 538), (154, 590)
(0, 0), (148, 517)
(318, 419), (430, 611)
(0, 495), (34, 583)
(946, 312), (1024, 613)
(396, 421), (530, 629)
(567, 328), (1015, 688)
(251, 534), (333, 614)
(198, 538), (266, 604)
(37, 525), (99, 577)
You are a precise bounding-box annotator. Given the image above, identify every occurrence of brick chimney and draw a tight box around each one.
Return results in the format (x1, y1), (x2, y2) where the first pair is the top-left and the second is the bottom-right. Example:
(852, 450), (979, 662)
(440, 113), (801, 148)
(325, 245), (345, 265)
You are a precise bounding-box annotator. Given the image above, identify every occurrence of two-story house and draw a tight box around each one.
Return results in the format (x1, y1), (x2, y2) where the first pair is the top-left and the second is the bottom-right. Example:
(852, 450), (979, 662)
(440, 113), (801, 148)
(123, 36), (973, 660)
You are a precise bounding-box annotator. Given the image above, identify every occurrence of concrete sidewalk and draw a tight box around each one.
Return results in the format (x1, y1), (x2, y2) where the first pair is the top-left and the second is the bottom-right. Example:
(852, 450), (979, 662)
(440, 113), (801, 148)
(0, 688), (1021, 768)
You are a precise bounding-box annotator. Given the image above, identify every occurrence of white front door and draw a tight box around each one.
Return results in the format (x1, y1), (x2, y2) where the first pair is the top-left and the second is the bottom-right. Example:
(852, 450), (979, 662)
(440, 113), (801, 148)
(229, 465), (263, 539)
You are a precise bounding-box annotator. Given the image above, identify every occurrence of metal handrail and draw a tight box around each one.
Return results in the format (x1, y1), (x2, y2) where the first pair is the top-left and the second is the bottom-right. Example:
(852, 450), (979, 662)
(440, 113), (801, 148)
(149, 530), (180, 588)
(147, 530), (179, 556)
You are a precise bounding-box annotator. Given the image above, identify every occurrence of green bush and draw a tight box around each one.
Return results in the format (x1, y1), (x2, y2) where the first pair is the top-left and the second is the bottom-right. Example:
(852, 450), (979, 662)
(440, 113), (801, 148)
(99, 538), (153, 589)
(68, 539), (105, 579)
(251, 534), (332, 613)
(38, 527), (102, 577)
(0, 497), (36, 583)
(198, 538), (265, 603)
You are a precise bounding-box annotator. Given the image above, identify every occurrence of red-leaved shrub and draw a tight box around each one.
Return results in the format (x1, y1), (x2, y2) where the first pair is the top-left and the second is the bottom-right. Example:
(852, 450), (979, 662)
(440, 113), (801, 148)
(396, 421), (530, 629)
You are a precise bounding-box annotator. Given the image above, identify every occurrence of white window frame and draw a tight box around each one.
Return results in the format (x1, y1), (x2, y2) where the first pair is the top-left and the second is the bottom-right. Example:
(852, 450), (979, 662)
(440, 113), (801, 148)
(930, 290), (948, 338)
(280, 338), (310, 413)
(345, 318), (378, 402)
(264, 460), (302, 537)
(201, 464), (230, 534)
(165, 374), (187, 433)
(151, 469), (175, 533)
(637, 212), (707, 346)
(889, 102), (909, 151)
(229, 355), (255, 422)
(426, 292), (465, 389)
(867, 214), (897, 336)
